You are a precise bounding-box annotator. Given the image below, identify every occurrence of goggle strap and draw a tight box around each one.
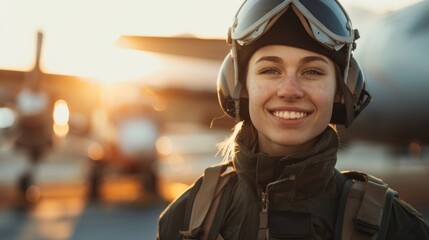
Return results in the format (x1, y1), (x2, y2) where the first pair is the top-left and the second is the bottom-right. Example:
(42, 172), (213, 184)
(238, 6), (289, 46)
(265, 6), (289, 33)
(293, 6), (313, 39)
(292, 4), (338, 51)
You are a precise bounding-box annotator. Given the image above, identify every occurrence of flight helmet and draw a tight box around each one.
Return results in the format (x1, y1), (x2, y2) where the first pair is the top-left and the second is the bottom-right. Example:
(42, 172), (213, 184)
(217, 0), (371, 127)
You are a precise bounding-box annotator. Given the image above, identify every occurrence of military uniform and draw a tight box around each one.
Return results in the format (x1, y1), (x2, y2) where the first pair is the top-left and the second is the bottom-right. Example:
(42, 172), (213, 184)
(158, 127), (429, 240)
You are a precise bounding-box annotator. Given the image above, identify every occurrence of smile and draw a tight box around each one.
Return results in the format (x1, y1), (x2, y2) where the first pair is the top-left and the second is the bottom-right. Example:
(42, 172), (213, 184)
(272, 111), (308, 120)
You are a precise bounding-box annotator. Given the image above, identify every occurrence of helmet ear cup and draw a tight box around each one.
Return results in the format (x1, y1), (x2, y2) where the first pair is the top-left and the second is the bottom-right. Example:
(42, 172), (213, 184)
(217, 53), (237, 119)
(347, 57), (372, 120)
(331, 56), (371, 127)
(346, 57), (364, 103)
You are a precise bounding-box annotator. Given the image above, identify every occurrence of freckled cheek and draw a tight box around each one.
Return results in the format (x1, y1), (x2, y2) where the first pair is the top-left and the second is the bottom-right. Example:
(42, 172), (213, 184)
(247, 84), (272, 119)
(314, 90), (336, 117)
(247, 84), (273, 104)
(321, 89), (336, 104)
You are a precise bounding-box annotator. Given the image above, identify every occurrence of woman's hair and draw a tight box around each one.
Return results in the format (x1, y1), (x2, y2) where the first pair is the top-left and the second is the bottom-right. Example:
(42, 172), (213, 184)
(217, 121), (244, 162)
(218, 120), (259, 162)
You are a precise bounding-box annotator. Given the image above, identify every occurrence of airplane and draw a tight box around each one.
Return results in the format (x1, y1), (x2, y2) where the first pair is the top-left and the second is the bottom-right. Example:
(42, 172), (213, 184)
(0, 31), (228, 204)
(0, 31), (104, 205)
(0, 32), (162, 203)
(337, 0), (429, 149)
(0, 33), (100, 136)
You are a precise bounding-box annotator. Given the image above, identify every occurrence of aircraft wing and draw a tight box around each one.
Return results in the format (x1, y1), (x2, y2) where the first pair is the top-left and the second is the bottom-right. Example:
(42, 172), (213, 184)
(116, 35), (229, 61)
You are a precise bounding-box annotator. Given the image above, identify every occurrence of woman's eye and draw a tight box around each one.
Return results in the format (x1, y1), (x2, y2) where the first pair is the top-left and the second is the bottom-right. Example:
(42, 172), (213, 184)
(260, 68), (280, 75)
(303, 69), (323, 76)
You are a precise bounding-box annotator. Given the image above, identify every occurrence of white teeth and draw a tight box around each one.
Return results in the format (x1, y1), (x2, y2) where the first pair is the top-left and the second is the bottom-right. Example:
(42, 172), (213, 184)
(273, 111), (307, 120)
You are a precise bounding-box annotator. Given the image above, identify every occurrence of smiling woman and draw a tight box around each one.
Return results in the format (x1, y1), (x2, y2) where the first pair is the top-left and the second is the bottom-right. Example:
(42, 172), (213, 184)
(246, 45), (337, 156)
(156, 0), (429, 239)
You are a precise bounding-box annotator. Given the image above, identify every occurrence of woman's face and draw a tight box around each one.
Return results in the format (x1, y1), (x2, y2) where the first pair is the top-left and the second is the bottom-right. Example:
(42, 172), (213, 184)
(246, 45), (337, 155)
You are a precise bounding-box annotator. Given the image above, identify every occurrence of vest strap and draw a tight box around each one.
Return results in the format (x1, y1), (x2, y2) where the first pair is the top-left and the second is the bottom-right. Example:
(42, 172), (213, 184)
(180, 162), (233, 240)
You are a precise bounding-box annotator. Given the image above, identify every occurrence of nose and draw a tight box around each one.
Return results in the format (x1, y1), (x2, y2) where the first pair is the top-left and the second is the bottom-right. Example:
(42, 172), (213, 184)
(277, 75), (304, 100)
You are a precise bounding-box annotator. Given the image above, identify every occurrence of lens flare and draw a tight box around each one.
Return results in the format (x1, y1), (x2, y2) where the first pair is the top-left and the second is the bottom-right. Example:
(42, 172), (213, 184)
(53, 99), (70, 137)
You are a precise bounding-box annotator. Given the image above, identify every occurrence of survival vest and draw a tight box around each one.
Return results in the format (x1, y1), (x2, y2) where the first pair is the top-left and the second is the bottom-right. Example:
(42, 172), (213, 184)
(179, 161), (398, 240)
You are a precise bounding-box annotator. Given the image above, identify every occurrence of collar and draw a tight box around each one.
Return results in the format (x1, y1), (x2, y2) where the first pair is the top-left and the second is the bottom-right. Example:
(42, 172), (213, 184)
(233, 126), (339, 200)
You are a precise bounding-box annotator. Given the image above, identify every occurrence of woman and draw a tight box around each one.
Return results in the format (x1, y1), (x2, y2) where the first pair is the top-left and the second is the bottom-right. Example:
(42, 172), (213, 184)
(157, 1), (429, 239)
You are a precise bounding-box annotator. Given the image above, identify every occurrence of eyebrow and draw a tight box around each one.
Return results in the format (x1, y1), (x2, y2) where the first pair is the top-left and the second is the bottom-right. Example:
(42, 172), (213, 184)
(300, 56), (329, 65)
(255, 56), (283, 64)
(254, 55), (329, 65)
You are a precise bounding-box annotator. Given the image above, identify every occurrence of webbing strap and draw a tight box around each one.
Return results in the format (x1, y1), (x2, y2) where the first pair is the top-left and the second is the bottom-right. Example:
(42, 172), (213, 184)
(354, 175), (388, 236)
(180, 163), (231, 239)
(341, 171), (389, 240)
(201, 173), (233, 240)
(342, 181), (365, 240)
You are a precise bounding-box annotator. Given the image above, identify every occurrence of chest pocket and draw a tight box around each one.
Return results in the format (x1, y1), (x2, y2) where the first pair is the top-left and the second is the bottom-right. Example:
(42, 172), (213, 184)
(269, 211), (312, 240)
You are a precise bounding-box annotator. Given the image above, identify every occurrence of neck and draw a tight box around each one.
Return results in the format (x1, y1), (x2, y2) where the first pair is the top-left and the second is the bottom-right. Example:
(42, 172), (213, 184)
(257, 133), (319, 156)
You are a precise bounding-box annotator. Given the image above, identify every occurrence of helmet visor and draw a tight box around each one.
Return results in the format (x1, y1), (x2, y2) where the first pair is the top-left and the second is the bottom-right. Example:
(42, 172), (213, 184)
(231, 0), (354, 47)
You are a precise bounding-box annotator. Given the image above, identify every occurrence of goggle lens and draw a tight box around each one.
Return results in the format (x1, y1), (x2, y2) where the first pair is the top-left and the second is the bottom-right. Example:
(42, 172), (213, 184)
(232, 0), (287, 40)
(299, 0), (350, 37)
(231, 0), (352, 45)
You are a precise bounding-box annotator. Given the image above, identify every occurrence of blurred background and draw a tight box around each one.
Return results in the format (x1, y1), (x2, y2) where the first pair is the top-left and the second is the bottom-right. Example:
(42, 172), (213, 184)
(0, 0), (428, 239)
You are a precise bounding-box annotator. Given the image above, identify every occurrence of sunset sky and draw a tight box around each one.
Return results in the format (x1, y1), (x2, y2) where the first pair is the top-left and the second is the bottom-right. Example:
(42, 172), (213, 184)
(0, 0), (423, 82)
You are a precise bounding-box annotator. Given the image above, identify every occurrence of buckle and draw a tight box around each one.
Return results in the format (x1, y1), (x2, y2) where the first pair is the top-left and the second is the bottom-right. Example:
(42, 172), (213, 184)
(179, 227), (203, 240)
(353, 218), (379, 235)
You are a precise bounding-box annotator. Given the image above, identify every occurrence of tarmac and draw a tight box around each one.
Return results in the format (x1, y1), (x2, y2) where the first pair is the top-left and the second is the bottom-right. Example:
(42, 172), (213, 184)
(0, 134), (92, 208)
(0, 134), (165, 240)
(1, 133), (428, 240)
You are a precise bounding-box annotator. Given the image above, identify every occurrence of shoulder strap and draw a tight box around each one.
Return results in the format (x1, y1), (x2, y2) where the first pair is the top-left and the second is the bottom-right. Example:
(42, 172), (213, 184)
(338, 170), (398, 240)
(179, 161), (235, 240)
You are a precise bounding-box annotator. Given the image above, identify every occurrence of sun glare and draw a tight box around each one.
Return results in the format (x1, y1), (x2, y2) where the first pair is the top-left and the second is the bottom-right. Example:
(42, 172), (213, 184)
(53, 99), (70, 137)
(0, 0), (240, 81)
(0, 0), (421, 83)
(53, 100), (69, 125)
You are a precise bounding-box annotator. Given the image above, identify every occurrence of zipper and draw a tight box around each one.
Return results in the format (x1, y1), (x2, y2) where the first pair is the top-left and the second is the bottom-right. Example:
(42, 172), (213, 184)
(258, 174), (296, 240)
(258, 191), (269, 240)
